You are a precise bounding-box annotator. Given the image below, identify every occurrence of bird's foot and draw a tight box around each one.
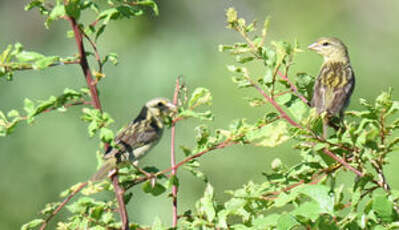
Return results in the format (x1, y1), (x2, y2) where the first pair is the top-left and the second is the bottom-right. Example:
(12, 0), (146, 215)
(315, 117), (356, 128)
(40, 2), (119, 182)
(107, 168), (118, 178)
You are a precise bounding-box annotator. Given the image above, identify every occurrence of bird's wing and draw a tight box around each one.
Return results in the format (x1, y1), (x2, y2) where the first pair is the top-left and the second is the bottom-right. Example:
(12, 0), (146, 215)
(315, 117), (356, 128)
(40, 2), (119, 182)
(313, 63), (354, 116)
(104, 120), (161, 160)
(326, 65), (354, 116)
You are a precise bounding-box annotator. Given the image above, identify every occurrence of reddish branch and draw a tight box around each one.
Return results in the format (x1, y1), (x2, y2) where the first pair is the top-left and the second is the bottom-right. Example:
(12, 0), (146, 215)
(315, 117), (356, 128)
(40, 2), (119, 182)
(112, 174), (129, 230)
(80, 29), (103, 73)
(39, 182), (88, 230)
(64, 15), (102, 110)
(61, 2), (129, 229)
(247, 76), (365, 178)
(128, 139), (236, 188)
(278, 71), (309, 105)
(322, 148), (363, 177)
(247, 77), (302, 129)
(170, 78), (180, 227)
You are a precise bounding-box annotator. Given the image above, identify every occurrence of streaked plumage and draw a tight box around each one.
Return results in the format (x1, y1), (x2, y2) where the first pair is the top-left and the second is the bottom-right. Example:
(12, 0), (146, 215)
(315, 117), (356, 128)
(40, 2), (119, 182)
(308, 37), (355, 135)
(91, 98), (176, 181)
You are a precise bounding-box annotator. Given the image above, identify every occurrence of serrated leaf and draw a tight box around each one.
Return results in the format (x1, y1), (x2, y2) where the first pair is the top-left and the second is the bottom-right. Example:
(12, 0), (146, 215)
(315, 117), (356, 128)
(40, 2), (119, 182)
(196, 183), (216, 222)
(188, 88), (212, 108)
(246, 121), (289, 147)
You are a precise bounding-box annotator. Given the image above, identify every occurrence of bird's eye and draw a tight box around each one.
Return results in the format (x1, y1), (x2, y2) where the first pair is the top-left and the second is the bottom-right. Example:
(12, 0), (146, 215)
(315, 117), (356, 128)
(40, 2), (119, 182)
(157, 102), (164, 107)
(322, 42), (330, 46)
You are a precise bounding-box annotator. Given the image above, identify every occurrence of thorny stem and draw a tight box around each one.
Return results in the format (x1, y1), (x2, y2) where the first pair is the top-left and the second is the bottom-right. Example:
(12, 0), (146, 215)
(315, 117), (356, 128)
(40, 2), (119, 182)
(170, 78), (180, 227)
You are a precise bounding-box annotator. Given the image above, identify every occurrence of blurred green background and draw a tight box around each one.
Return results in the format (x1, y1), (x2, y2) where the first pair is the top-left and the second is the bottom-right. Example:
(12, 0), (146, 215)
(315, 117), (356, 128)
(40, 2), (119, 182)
(1, 0), (399, 228)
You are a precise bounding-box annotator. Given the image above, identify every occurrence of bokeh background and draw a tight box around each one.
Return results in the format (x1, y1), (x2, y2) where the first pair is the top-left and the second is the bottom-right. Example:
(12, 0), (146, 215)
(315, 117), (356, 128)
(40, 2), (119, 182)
(1, 0), (399, 228)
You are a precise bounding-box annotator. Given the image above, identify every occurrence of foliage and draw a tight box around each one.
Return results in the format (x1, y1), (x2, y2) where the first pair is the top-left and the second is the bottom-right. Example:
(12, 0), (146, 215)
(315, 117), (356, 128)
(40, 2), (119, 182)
(2, 2), (399, 230)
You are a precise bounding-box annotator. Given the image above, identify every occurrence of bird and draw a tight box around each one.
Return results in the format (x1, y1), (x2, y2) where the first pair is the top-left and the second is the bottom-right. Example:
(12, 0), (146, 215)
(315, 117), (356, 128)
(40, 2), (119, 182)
(91, 98), (177, 181)
(308, 37), (355, 137)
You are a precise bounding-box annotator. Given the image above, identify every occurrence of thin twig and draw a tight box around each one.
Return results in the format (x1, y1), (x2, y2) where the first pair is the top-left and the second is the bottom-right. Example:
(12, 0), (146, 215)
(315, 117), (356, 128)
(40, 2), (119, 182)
(39, 182), (88, 230)
(80, 29), (103, 73)
(128, 139), (236, 188)
(0, 60), (80, 72)
(17, 100), (91, 122)
(322, 148), (363, 177)
(278, 71), (309, 105)
(270, 63), (282, 98)
(170, 78), (180, 227)
(64, 14), (102, 110)
(246, 77), (302, 129)
(262, 164), (341, 200)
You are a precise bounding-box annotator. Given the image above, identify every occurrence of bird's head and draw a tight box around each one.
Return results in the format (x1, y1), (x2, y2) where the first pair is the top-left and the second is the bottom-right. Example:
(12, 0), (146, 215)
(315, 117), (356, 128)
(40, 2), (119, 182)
(145, 98), (177, 119)
(308, 37), (349, 63)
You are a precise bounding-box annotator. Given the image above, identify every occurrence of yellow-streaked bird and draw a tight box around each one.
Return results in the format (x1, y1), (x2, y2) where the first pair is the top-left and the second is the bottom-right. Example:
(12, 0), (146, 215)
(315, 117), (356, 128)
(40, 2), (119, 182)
(91, 98), (177, 181)
(308, 37), (355, 137)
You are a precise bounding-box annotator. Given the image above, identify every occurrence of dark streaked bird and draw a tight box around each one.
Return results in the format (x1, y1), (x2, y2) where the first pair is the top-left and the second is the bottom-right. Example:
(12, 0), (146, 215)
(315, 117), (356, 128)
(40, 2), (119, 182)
(91, 98), (177, 181)
(308, 37), (355, 136)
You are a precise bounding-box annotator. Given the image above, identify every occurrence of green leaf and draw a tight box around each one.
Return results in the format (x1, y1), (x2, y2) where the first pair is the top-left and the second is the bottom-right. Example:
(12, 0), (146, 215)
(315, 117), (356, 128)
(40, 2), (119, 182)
(287, 99), (308, 121)
(34, 56), (59, 70)
(253, 214), (280, 228)
(142, 181), (166, 196)
(299, 184), (334, 214)
(136, 0), (159, 15)
(184, 161), (208, 183)
(65, 0), (81, 19)
(7, 109), (20, 118)
(46, 4), (66, 28)
(188, 87), (212, 108)
(196, 183), (216, 222)
(277, 214), (298, 230)
(179, 109), (214, 121)
(373, 194), (395, 222)
(246, 121), (289, 147)
(15, 51), (44, 62)
(100, 127), (114, 143)
(24, 98), (35, 115)
(21, 219), (44, 230)
(292, 201), (324, 221)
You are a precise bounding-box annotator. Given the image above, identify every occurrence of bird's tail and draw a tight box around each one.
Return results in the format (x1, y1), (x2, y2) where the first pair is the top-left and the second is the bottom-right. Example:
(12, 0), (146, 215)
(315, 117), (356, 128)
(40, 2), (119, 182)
(90, 158), (117, 182)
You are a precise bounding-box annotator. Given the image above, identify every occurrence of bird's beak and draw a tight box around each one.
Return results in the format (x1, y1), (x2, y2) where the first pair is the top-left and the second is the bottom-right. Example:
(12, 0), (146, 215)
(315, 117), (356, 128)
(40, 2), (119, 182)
(307, 42), (320, 51)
